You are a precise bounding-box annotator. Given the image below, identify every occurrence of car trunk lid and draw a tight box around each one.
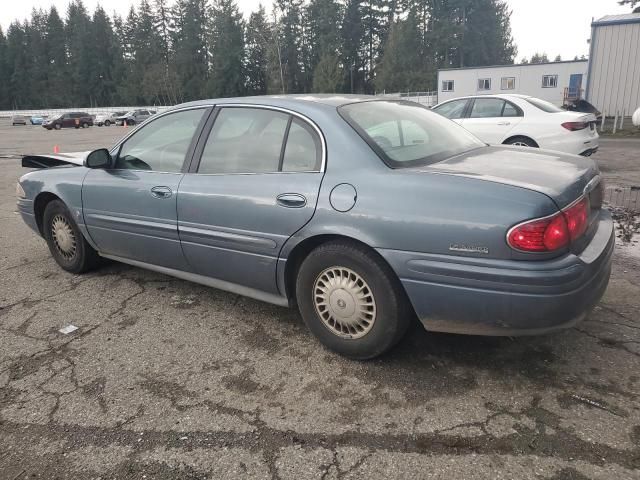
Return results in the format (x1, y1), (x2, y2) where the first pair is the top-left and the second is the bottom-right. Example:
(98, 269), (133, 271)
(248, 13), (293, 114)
(420, 145), (599, 209)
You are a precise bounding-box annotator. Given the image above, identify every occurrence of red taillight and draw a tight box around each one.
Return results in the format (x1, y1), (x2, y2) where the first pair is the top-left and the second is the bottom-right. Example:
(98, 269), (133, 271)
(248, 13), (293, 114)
(562, 121), (588, 131)
(507, 197), (590, 252)
(563, 196), (589, 240)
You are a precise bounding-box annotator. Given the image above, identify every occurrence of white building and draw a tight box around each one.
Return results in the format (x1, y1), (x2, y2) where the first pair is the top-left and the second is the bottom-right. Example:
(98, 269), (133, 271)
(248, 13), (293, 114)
(436, 12), (640, 114)
(437, 60), (589, 106)
(586, 13), (640, 116)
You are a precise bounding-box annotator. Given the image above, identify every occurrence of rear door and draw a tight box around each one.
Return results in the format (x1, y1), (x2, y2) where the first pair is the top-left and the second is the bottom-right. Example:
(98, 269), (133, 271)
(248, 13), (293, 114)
(82, 107), (209, 270)
(461, 98), (523, 144)
(177, 105), (325, 294)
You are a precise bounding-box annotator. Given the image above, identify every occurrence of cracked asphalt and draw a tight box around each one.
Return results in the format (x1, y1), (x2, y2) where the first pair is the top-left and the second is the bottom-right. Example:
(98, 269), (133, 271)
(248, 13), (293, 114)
(1, 123), (640, 479)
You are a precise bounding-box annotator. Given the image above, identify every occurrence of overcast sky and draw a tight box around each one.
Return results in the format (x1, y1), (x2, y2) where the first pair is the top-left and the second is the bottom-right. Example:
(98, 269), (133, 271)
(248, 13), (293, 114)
(0, 0), (633, 61)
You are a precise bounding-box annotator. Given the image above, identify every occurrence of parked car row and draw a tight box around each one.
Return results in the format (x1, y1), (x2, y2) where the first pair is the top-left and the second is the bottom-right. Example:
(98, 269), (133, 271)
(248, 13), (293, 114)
(10, 110), (158, 129)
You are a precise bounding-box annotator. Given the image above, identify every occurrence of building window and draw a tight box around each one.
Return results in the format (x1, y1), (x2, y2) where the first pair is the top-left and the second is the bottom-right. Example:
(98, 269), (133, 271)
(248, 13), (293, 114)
(442, 80), (454, 92)
(477, 78), (491, 91)
(542, 75), (558, 88)
(501, 77), (515, 90)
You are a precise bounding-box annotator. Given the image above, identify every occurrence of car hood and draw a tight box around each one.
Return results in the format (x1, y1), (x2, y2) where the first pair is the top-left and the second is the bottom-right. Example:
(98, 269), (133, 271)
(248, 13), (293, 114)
(22, 151), (89, 168)
(414, 145), (599, 208)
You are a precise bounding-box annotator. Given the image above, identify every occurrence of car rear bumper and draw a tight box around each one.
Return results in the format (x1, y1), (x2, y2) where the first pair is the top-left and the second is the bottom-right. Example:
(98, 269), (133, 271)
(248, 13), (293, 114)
(378, 210), (614, 336)
(540, 130), (599, 156)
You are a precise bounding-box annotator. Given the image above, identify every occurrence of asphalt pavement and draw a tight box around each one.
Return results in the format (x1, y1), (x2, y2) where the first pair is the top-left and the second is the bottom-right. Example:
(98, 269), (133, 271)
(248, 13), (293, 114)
(0, 121), (639, 479)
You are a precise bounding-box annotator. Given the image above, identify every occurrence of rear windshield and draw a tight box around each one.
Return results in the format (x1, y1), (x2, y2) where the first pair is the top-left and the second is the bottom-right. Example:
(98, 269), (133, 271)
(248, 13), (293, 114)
(338, 101), (484, 168)
(524, 97), (564, 113)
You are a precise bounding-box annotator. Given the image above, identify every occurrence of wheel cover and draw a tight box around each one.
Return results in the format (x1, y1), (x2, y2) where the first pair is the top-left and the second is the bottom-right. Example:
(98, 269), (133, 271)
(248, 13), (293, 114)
(51, 215), (77, 260)
(313, 266), (376, 339)
(511, 141), (530, 147)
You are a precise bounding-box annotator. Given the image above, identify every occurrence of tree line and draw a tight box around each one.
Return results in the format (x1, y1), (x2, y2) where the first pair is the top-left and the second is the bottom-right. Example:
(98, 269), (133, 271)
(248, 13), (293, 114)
(0, 0), (517, 110)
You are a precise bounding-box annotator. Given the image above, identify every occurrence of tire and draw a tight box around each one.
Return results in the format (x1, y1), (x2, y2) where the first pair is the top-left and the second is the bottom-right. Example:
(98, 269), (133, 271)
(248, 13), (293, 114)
(127, 119), (135, 126)
(54, 123), (61, 130)
(82, 122), (88, 128)
(43, 200), (100, 274)
(505, 136), (538, 148)
(296, 240), (411, 359)
(104, 120), (110, 127)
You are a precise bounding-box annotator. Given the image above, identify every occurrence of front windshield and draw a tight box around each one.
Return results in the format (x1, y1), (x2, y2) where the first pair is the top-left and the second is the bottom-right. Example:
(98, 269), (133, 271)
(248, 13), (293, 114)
(339, 100), (484, 168)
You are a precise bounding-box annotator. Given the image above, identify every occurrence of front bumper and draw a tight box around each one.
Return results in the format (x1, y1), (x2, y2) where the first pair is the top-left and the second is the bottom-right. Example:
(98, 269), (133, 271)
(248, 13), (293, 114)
(17, 198), (40, 234)
(378, 210), (614, 336)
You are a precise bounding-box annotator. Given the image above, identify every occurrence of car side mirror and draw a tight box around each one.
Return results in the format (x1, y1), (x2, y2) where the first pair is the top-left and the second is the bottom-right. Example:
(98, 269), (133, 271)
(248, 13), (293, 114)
(85, 149), (112, 169)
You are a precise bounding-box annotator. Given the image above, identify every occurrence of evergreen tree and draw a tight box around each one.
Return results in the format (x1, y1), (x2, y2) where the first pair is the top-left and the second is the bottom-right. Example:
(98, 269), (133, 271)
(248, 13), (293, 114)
(619, 0), (640, 12)
(274, 0), (305, 93)
(530, 52), (549, 64)
(341, 0), (365, 93)
(66, 0), (93, 106)
(375, 17), (427, 92)
(209, 0), (245, 97)
(245, 5), (270, 95)
(45, 7), (68, 107)
(0, 27), (9, 109)
(172, 0), (208, 101)
(89, 6), (117, 106)
(6, 22), (29, 109)
(312, 53), (342, 93)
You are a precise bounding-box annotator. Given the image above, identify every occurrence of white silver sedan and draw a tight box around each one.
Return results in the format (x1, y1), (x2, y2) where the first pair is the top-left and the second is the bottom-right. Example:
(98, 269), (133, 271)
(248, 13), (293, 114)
(433, 94), (599, 156)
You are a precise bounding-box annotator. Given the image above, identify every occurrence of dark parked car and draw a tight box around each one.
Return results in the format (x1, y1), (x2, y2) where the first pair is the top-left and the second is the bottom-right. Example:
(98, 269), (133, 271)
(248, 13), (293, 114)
(115, 109), (156, 126)
(44, 112), (93, 130)
(17, 96), (614, 359)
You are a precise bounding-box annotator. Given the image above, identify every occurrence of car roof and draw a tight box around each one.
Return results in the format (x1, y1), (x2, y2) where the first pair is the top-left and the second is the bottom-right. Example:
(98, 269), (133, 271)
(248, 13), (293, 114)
(438, 94), (532, 104)
(175, 94), (383, 111)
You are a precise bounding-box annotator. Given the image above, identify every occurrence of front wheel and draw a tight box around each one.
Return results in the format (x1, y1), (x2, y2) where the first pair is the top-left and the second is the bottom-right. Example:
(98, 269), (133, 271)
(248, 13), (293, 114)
(296, 241), (411, 359)
(54, 123), (61, 130)
(104, 120), (110, 126)
(43, 200), (100, 274)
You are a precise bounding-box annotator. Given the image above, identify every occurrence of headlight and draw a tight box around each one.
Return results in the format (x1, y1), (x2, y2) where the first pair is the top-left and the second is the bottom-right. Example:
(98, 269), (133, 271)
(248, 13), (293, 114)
(16, 183), (26, 199)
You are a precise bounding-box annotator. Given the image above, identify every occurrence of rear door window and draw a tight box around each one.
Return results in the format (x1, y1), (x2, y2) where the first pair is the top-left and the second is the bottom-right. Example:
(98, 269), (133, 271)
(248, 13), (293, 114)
(469, 99), (505, 118)
(281, 118), (321, 172)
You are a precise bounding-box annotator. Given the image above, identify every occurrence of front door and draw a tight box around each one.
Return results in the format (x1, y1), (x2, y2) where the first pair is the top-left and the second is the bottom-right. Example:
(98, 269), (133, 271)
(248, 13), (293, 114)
(82, 107), (209, 270)
(177, 106), (324, 294)
(461, 98), (523, 144)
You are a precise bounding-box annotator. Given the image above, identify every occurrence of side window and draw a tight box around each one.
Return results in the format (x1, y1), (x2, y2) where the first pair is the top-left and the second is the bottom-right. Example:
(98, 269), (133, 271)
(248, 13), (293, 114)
(469, 99), (505, 118)
(503, 102), (522, 117)
(282, 118), (321, 172)
(433, 99), (468, 120)
(501, 77), (515, 90)
(441, 80), (454, 92)
(198, 108), (289, 174)
(115, 108), (206, 172)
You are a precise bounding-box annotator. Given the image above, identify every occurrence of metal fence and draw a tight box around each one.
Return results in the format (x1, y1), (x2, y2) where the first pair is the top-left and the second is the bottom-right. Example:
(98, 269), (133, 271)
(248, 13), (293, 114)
(376, 91), (439, 107)
(0, 105), (174, 119)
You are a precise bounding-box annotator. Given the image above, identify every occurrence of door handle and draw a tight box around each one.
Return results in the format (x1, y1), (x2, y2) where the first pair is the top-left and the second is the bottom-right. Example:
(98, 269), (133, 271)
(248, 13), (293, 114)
(276, 193), (307, 208)
(150, 186), (173, 199)
(497, 121), (511, 126)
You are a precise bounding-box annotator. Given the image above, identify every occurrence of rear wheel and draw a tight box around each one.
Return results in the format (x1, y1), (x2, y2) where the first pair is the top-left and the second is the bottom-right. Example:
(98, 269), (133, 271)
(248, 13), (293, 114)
(82, 122), (88, 128)
(505, 136), (538, 148)
(104, 120), (111, 127)
(43, 200), (100, 274)
(54, 123), (61, 130)
(296, 241), (411, 359)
